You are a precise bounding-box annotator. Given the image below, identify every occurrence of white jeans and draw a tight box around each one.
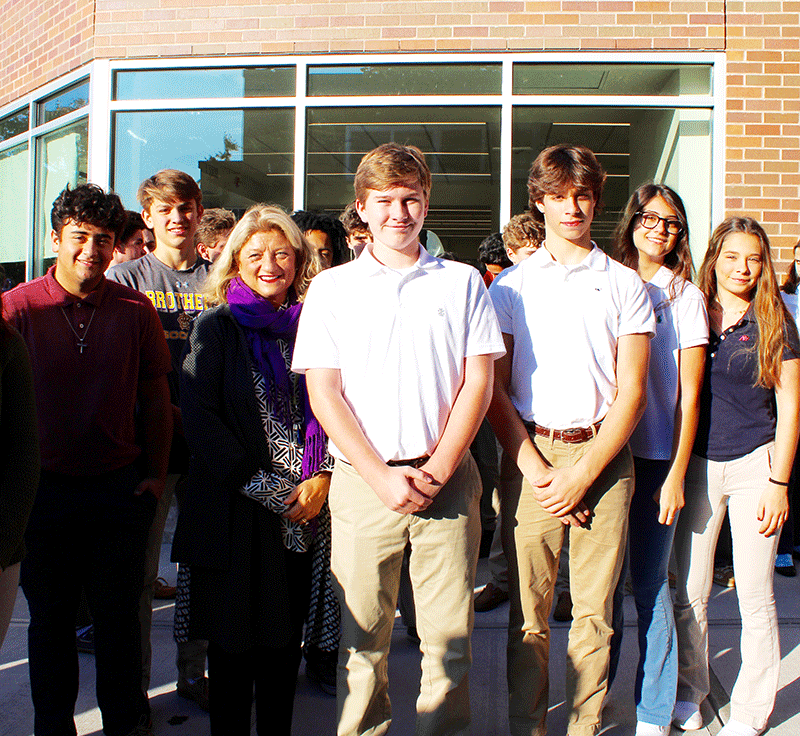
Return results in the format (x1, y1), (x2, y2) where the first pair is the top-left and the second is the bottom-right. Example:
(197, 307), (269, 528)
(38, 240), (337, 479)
(674, 444), (781, 730)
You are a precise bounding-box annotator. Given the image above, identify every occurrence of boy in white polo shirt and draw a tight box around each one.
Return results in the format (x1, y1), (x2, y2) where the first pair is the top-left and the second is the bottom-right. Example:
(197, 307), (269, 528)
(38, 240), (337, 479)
(292, 143), (505, 736)
(488, 144), (655, 736)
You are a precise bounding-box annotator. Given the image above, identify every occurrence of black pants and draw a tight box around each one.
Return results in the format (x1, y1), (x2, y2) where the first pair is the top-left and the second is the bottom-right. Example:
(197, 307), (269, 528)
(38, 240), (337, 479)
(21, 464), (156, 736)
(207, 548), (310, 736)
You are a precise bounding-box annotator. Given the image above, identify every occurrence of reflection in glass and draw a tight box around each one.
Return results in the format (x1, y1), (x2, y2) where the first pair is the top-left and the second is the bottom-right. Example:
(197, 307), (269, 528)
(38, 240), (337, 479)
(307, 64), (501, 97)
(0, 108), (29, 144)
(114, 67), (296, 100)
(113, 109), (295, 214)
(511, 107), (712, 255)
(37, 80), (90, 125)
(0, 144), (30, 288)
(35, 118), (88, 276)
(306, 106), (501, 259)
(513, 64), (712, 97)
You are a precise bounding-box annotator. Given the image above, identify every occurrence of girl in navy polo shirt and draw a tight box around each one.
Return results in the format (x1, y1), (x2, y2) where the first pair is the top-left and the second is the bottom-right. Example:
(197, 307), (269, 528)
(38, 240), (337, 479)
(673, 217), (800, 736)
(612, 183), (708, 736)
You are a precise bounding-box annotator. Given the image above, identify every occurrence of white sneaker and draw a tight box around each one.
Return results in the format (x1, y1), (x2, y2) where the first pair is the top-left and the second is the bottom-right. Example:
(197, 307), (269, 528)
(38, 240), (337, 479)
(717, 720), (760, 736)
(635, 721), (670, 736)
(673, 701), (703, 731)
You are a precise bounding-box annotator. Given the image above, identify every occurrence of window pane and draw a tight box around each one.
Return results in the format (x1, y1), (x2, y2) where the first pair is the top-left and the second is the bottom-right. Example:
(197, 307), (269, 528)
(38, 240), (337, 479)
(37, 80), (90, 125)
(306, 106), (501, 260)
(113, 67), (295, 100)
(0, 143), (29, 288)
(0, 108), (29, 143)
(513, 64), (712, 96)
(35, 118), (88, 276)
(113, 109), (295, 214)
(307, 64), (502, 96)
(511, 107), (713, 256)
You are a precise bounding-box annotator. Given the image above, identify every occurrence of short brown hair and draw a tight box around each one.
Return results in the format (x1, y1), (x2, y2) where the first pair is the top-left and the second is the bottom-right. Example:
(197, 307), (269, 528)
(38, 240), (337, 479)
(339, 201), (370, 237)
(195, 208), (236, 247)
(527, 144), (606, 217)
(137, 169), (202, 211)
(354, 143), (432, 202)
(503, 212), (542, 252)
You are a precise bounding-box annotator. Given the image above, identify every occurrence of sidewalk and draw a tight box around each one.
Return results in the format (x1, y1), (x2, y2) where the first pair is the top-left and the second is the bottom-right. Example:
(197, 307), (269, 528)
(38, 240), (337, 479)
(2, 510), (799, 735)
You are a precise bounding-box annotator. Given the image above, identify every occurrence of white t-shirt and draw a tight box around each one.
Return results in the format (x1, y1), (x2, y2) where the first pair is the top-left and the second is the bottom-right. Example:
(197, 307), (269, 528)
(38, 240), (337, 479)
(628, 266), (708, 461)
(781, 291), (800, 324)
(292, 246), (505, 462)
(489, 243), (655, 429)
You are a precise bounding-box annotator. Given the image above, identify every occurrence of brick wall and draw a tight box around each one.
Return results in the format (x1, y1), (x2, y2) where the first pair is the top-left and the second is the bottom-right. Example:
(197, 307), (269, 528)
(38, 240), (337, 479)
(723, 0), (800, 264)
(0, 0), (94, 108)
(91, 0), (725, 56)
(4, 0), (800, 267)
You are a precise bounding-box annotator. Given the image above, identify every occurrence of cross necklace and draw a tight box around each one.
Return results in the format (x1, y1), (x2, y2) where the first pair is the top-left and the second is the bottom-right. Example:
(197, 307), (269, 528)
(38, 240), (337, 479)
(59, 304), (96, 354)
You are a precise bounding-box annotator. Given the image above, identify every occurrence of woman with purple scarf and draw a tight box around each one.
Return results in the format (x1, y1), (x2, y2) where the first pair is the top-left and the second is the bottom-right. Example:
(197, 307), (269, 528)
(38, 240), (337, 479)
(172, 205), (332, 734)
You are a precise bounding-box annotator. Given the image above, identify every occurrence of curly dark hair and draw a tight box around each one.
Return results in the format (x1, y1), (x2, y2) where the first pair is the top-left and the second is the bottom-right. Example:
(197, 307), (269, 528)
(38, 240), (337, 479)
(291, 210), (349, 266)
(119, 210), (147, 245)
(478, 232), (512, 267)
(51, 184), (127, 239)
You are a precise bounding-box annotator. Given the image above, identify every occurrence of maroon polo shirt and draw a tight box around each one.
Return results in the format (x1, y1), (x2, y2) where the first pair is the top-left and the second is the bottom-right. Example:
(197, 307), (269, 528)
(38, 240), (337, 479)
(3, 267), (172, 476)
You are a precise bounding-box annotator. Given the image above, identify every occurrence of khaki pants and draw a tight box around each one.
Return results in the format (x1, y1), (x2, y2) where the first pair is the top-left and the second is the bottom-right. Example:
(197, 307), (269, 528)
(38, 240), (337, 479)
(329, 453), (481, 736)
(502, 433), (633, 736)
(674, 445), (781, 731)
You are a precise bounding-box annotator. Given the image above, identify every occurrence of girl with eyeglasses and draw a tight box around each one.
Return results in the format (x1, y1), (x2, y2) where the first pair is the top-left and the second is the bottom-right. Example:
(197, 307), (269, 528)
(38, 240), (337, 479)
(673, 217), (800, 736)
(611, 183), (709, 736)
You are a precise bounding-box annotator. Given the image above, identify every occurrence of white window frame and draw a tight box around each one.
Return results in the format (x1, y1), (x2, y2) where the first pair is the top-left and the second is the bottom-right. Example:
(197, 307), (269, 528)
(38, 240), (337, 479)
(0, 52), (725, 276)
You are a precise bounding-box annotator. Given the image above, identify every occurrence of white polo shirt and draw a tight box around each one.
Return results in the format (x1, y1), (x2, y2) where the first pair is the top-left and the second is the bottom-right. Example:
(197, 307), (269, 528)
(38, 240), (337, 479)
(489, 243), (655, 429)
(628, 266), (708, 460)
(292, 245), (505, 463)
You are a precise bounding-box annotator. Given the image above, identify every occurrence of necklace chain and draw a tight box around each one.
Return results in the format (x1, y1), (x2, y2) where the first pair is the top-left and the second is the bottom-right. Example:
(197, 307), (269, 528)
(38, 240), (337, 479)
(59, 305), (96, 354)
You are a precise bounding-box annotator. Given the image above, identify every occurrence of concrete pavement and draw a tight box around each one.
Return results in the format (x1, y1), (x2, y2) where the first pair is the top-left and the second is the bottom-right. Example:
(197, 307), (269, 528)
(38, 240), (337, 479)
(2, 507), (799, 735)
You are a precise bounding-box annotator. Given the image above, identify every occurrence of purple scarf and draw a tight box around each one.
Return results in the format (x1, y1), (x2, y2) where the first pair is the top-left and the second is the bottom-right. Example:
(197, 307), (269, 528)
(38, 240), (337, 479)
(227, 277), (326, 479)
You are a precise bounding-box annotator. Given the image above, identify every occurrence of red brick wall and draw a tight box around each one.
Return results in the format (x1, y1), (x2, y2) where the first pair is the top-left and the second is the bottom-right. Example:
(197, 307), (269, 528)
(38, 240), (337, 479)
(3, 0), (799, 269)
(723, 0), (800, 265)
(0, 0), (94, 108)
(90, 0), (724, 56)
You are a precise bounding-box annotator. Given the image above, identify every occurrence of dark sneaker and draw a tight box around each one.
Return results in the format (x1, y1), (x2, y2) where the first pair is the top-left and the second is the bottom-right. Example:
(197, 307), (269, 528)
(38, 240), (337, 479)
(124, 715), (153, 736)
(474, 582), (509, 612)
(177, 676), (210, 711)
(76, 625), (95, 655)
(553, 591), (573, 622)
(305, 650), (337, 696)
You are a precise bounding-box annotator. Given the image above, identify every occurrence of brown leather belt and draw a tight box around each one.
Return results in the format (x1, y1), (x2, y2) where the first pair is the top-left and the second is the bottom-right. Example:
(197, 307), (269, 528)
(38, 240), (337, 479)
(524, 420), (602, 445)
(387, 455), (430, 468)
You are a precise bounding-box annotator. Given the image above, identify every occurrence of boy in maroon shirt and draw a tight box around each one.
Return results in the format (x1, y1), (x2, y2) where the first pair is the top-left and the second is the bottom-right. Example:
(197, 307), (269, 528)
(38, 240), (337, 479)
(4, 184), (172, 736)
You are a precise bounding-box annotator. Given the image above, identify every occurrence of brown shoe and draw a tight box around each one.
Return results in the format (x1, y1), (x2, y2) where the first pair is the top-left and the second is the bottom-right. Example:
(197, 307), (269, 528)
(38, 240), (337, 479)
(153, 576), (177, 599)
(553, 591), (573, 622)
(177, 676), (210, 711)
(474, 582), (509, 612)
(713, 565), (735, 589)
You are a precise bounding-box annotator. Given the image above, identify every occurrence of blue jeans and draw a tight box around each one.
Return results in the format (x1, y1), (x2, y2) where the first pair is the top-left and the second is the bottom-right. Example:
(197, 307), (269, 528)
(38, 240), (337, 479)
(609, 457), (677, 727)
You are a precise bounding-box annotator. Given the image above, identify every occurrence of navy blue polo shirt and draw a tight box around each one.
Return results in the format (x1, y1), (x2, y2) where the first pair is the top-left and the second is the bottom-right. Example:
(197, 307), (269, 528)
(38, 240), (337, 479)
(694, 307), (800, 462)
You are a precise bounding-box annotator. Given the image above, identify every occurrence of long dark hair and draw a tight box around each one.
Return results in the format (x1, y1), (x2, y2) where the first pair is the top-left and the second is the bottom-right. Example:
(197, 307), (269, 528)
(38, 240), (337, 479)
(612, 183), (693, 298)
(782, 240), (800, 294)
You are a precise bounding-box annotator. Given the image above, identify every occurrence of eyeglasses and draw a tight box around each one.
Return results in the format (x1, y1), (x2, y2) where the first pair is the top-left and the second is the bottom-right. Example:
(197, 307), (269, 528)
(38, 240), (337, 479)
(635, 212), (683, 235)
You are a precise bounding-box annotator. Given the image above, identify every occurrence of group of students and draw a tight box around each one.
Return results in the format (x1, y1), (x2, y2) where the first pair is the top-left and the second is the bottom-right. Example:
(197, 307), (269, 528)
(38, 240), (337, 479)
(0, 139), (796, 736)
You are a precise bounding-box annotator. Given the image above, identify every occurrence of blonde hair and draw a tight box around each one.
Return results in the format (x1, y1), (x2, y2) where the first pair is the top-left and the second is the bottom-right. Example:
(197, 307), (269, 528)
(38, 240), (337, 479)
(203, 204), (317, 306)
(697, 216), (792, 388)
(503, 212), (541, 252)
